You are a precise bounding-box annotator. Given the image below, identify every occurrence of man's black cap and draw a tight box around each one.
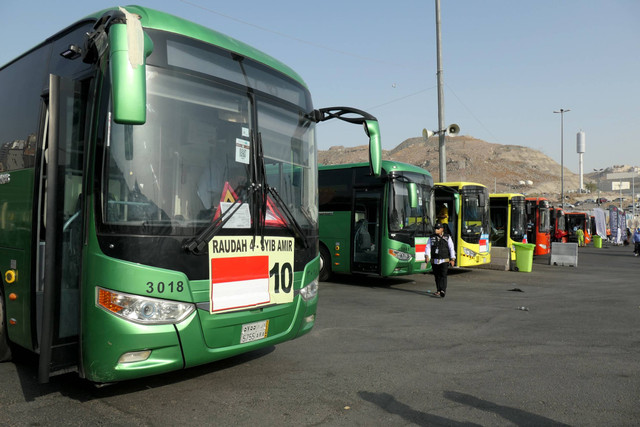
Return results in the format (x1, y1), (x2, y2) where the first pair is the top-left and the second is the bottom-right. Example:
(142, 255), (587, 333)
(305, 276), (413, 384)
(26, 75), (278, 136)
(434, 223), (443, 229)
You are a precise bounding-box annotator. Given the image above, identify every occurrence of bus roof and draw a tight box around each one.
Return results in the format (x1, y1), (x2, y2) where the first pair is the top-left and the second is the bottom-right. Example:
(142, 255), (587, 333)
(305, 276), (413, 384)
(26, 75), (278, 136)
(490, 193), (525, 199)
(525, 196), (550, 202)
(4, 5), (307, 88)
(319, 160), (432, 177)
(436, 181), (486, 189)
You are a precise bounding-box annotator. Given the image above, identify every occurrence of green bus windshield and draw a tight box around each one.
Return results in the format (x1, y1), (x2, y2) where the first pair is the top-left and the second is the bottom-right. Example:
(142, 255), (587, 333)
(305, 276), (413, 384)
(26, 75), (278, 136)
(101, 31), (317, 246)
(388, 171), (435, 235)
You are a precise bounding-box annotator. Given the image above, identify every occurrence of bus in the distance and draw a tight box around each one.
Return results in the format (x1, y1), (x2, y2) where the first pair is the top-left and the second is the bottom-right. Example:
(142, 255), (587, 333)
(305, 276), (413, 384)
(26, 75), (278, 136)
(318, 161), (435, 280)
(550, 207), (568, 243)
(0, 6), (382, 384)
(565, 212), (592, 245)
(434, 182), (491, 267)
(525, 197), (551, 255)
(489, 193), (527, 261)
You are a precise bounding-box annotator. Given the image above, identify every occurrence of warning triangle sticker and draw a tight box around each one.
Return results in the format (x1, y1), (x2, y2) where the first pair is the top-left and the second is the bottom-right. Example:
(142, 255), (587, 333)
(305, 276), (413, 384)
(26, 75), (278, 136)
(213, 182), (240, 221)
(265, 195), (286, 226)
(212, 182), (286, 227)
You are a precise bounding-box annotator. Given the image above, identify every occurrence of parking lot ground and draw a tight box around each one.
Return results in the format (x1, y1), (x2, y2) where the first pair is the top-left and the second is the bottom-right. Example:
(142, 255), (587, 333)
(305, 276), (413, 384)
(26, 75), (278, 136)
(1, 242), (639, 426)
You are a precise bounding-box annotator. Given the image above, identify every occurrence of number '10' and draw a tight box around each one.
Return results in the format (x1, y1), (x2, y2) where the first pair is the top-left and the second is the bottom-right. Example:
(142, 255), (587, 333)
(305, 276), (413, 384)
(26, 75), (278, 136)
(269, 262), (293, 293)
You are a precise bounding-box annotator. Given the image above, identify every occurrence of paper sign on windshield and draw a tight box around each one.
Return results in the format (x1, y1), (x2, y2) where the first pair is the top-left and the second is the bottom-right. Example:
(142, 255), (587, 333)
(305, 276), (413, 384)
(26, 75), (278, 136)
(209, 236), (295, 313)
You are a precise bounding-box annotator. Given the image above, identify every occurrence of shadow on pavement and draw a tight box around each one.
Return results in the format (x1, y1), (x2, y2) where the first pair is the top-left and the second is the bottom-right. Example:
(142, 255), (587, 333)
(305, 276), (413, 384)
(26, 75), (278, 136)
(10, 344), (276, 401)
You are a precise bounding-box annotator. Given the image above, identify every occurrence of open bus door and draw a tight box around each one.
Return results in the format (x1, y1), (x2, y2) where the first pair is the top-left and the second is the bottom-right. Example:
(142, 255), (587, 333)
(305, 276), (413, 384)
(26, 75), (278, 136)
(351, 189), (382, 275)
(38, 75), (90, 382)
(433, 185), (459, 258)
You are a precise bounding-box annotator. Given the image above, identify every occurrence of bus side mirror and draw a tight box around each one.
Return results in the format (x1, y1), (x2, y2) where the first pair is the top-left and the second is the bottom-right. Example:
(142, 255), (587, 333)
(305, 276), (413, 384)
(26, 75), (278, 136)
(454, 193), (460, 215)
(311, 108), (381, 177)
(479, 192), (487, 207)
(408, 182), (418, 208)
(109, 19), (154, 124)
(364, 120), (381, 177)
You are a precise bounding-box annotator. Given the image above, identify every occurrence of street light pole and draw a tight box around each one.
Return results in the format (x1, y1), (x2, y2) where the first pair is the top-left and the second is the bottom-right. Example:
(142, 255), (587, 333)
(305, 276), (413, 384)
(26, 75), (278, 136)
(554, 109), (570, 208)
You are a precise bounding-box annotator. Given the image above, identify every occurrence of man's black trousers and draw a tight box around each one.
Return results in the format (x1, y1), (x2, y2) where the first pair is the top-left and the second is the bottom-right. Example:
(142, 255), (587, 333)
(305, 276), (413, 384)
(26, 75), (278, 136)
(431, 261), (449, 294)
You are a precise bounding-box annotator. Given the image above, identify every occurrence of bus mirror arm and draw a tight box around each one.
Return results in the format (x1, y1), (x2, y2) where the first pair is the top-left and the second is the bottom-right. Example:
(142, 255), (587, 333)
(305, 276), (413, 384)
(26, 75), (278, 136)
(83, 8), (154, 125)
(310, 107), (381, 177)
(310, 106), (377, 124)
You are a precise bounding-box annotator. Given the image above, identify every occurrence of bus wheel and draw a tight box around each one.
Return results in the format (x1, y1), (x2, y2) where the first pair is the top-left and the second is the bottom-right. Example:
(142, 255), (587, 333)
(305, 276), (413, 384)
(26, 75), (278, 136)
(319, 245), (332, 282)
(0, 288), (13, 362)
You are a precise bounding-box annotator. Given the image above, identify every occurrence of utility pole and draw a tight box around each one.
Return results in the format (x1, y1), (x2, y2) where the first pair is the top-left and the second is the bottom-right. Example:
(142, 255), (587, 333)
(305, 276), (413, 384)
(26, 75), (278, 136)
(593, 168), (603, 205)
(435, 0), (446, 182)
(554, 109), (570, 208)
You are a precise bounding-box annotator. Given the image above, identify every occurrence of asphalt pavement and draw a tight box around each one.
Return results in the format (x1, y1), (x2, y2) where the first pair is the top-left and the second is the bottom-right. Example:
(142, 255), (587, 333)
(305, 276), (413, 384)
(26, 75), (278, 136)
(1, 242), (639, 426)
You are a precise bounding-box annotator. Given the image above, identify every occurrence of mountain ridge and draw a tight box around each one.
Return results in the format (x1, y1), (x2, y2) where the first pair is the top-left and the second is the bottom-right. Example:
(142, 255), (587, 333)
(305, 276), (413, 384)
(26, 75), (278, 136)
(318, 135), (632, 201)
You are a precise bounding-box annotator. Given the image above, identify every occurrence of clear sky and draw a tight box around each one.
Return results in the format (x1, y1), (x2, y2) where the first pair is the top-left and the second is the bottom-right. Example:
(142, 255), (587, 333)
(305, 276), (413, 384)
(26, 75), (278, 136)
(1, 1), (638, 174)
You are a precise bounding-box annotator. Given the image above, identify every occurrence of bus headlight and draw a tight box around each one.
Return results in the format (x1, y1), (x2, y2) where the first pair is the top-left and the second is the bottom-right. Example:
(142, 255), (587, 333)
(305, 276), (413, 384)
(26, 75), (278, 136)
(388, 249), (412, 262)
(462, 247), (477, 258)
(300, 277), (318, 301)
(97, 287), (195, 325)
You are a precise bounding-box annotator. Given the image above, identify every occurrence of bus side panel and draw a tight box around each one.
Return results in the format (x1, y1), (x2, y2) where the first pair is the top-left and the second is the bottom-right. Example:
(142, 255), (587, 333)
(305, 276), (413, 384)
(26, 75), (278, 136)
(319, 211), (351, 274)
(81, 250), (186, 382)
(0, 248), (31, 349)
(0, 170), (36, 350)
(1, 41), (50, 354)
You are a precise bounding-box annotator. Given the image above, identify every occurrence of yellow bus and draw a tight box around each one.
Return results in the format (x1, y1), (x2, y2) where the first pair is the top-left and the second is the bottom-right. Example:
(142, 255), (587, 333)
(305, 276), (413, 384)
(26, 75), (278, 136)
(434, 182), (491, 267)
(489, 193), (527, 261)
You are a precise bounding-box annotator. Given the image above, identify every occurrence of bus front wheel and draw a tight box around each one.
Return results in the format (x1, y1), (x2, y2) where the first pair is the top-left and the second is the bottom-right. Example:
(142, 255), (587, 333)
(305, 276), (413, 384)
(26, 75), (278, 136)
(0, 287), (13, 362)
(319, 245), (332, 282)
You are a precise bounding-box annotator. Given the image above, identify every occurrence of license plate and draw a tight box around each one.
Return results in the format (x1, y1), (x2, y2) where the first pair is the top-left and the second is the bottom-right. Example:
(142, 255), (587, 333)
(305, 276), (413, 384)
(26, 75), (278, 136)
(240, 320), (269, 343)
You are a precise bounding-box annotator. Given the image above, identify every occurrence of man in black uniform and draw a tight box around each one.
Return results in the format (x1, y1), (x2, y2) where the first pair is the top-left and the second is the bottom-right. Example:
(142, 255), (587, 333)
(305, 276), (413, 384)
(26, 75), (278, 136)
(425, 223), (456, 298)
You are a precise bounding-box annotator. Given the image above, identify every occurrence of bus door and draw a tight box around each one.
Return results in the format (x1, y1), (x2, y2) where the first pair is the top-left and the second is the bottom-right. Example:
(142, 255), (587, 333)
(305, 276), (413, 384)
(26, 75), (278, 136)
(37, 75), (90, 382)
(434, 187), (459, 255)
(351, 189), (381, 275)
(489, 199), (508, 248)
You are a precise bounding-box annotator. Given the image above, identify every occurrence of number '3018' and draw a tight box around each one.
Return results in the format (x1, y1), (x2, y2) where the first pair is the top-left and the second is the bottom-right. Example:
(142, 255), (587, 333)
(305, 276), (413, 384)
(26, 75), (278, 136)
(146, 281), (184, 293)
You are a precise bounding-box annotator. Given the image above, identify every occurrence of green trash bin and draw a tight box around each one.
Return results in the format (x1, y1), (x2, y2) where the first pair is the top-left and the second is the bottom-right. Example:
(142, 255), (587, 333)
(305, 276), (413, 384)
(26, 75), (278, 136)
(593, 235), (602, 248)
(513, 242), (536, 272)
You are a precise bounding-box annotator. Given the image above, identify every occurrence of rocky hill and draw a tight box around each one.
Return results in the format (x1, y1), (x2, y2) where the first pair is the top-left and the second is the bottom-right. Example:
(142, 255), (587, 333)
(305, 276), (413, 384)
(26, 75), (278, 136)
(319, 135), (590, 201)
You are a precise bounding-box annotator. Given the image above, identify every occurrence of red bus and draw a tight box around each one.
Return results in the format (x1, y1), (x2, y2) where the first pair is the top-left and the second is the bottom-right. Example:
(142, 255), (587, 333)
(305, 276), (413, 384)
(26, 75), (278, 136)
(550, 207), (568, 243)
(525, 197), (551, 255)
(565, 212), (592, 245)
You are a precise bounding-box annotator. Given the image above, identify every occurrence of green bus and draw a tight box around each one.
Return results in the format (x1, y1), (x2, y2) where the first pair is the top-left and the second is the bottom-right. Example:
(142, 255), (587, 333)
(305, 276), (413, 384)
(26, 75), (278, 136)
(0, 6), (381, 383)
(489, 193), (527, 261)
(318, 161), (435, 280)
(434, 182), (491, 267)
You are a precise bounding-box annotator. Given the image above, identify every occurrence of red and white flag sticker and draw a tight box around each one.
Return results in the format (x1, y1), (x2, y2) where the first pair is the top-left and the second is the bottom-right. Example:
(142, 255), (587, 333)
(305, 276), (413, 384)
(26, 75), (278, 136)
(209, 236), (295, 313)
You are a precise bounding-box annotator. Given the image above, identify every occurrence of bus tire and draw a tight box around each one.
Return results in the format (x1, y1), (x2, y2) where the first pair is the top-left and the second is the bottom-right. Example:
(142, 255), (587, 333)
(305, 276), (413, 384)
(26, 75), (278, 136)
(0, 287), (13, 362)
(319, 245), (332, 282)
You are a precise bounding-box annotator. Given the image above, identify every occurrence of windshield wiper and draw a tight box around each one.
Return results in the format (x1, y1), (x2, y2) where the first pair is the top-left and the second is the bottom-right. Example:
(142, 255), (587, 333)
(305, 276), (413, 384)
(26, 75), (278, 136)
(182, 196), (245, 255)
(254, 132), (308, 249)
(267, 186), (309, 249)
